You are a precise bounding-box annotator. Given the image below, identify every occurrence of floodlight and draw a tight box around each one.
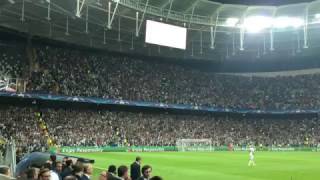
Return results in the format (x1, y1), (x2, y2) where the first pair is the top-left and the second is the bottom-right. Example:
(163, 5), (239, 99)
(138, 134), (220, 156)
(243, 16), (273, 33)
(291, 18), (304, 28)
(225, 18), (239, 27)
(312, 14), (320, 24)
(273, 17), (304, 29)
(8, 0), (15, 4)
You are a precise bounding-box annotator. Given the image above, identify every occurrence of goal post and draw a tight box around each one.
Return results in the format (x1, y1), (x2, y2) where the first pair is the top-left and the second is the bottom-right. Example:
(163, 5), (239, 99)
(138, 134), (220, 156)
(176, 139), (213, 152)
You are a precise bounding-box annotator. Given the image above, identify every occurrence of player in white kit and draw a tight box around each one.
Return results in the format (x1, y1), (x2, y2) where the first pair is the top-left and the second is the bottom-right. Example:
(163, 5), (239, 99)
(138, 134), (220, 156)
(248, 146), (256, 166)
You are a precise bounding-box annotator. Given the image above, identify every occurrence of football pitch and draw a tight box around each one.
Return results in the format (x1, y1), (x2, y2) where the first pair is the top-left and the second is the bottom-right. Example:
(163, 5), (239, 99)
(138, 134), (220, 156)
(69, 151), (320, 180)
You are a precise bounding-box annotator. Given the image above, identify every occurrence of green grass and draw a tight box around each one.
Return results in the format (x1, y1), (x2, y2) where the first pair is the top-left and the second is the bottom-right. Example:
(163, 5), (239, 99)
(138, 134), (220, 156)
(68, 151), (320, 180)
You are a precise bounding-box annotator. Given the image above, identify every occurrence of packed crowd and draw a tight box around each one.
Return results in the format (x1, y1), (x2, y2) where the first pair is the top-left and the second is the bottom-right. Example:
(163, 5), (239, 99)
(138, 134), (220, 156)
(0, 44), (320, 110)
(0, 45), (23, 80)
(0, 45), (25, 92)
(0, 154), (162, 180)
(22, 45), (320, 110)
(0, 106), (319, 151)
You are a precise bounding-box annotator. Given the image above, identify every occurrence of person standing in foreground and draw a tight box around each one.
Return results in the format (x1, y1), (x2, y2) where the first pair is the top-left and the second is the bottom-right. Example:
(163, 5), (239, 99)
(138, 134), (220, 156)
(130, 157), (141, 180)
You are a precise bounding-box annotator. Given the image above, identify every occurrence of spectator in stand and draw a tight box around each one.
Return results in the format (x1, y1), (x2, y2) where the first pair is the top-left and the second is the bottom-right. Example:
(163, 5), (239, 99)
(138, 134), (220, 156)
(130, 157), (141, 180)
(107, 165), (119, 180)
(117, 165), (130, 180)
(137, 165), (152, 180)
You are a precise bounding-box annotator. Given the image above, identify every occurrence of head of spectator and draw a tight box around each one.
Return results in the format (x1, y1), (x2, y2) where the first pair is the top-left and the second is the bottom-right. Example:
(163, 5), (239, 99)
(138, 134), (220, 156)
(72, 163), (83, 178)
(83, 163), (93, 178)
(62, 157), (68, 166)
(38, 168), (51, 180)
(150, 176), (162, 180)
(50, 154), (57, 162)
(117, 165), (129, 179)
(136, 156), (142, 164)
(141, 165), (152, 179)
(99, 171), (107, 180)
(65, 159), (73, 168)
(55, 161), (63, 173)
(26, 168), (38, 180)
(107, 165), (116, 174)
(0, 165), (10, 176)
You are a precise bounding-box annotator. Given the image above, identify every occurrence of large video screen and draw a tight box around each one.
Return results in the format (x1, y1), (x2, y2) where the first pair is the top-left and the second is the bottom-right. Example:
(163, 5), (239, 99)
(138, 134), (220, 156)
(145, 20), (187, 50)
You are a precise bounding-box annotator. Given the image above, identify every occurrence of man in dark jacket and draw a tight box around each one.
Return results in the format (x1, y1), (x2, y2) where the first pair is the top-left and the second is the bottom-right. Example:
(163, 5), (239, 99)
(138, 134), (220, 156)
(130, 157), (141, 180)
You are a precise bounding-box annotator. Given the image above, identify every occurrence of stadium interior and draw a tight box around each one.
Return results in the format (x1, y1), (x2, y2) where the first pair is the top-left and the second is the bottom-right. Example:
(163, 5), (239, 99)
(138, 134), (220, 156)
(1, 0), (320, 180)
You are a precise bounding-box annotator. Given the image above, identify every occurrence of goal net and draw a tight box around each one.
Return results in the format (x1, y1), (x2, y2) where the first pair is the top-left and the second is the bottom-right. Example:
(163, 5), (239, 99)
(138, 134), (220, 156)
(176, 139), (213, 152)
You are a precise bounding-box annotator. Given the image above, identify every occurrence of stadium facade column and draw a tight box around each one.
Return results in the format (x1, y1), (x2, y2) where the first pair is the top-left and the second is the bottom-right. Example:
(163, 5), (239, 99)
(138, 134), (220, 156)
(303, 4), (310, 49)
(239, 7), (250, 51)
(269, 7), (277, 52)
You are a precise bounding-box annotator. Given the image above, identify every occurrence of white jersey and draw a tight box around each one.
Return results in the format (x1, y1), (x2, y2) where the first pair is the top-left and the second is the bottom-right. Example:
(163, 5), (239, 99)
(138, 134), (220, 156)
(249, 147), (255, 160)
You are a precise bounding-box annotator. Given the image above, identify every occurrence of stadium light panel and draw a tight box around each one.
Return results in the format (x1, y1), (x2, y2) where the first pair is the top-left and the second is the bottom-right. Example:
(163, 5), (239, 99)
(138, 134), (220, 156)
(225, 18), (239, 27)
(273, 17), (304, 29)
(315, 14), (320, 19)
(243, 16), (273, 33)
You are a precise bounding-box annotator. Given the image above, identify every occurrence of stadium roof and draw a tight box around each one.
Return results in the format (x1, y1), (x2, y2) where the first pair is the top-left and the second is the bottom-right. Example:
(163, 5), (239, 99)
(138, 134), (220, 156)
(1, 0), (320, 61)
(211, 0), (313, 6)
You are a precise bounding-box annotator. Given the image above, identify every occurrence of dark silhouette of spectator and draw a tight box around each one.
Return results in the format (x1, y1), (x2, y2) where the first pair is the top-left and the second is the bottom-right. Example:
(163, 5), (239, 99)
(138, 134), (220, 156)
(107, 165), (120, 180)
(150, 176), (162, 180)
